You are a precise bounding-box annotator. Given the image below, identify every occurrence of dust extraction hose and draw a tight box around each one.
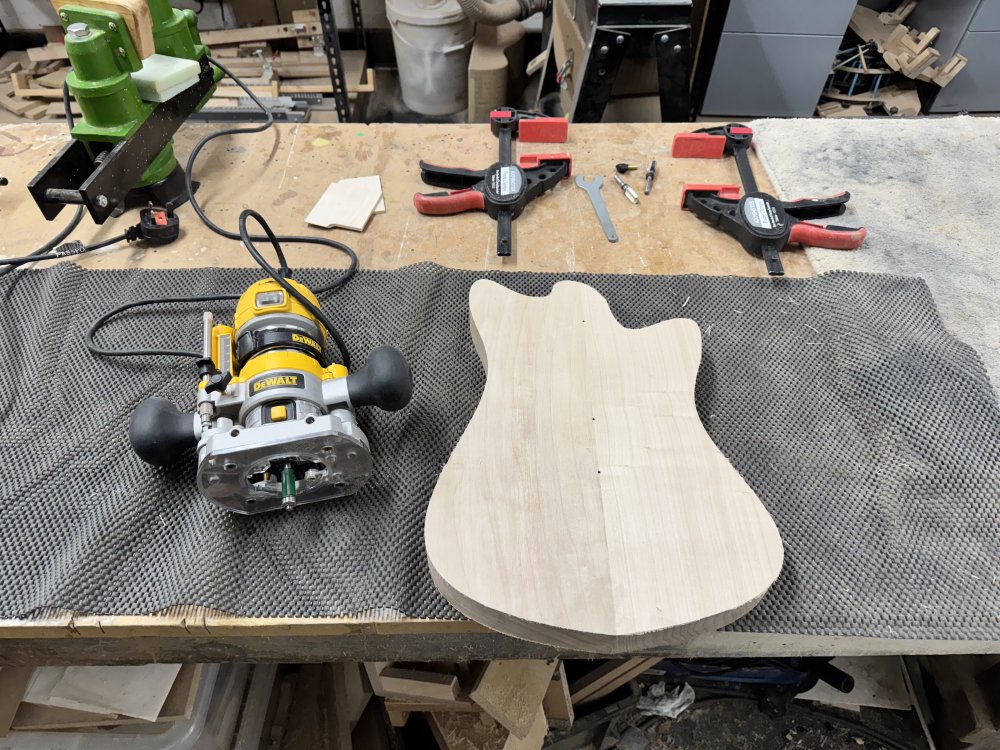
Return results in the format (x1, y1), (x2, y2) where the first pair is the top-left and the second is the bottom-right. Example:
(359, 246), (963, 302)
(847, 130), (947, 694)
(457, 0), (545, 25)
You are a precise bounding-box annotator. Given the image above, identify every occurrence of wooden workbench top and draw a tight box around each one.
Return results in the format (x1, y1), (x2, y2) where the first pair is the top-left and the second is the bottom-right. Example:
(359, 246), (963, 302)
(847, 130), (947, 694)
(0, 122), (811, 277)
(0, 122), (897, 665)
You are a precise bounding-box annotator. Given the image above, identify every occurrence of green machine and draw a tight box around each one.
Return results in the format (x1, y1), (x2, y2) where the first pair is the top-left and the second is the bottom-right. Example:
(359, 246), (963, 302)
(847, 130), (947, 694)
(29, 0), (222, 224)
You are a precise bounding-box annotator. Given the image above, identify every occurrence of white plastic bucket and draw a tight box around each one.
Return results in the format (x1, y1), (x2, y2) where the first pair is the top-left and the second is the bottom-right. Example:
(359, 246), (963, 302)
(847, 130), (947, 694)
(386, 0), (475, 116)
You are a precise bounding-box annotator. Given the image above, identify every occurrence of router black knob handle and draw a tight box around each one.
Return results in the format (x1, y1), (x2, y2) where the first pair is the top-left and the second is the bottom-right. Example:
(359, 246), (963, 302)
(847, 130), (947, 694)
(129, 398), (198, 467)
(346, 346), (413, 412)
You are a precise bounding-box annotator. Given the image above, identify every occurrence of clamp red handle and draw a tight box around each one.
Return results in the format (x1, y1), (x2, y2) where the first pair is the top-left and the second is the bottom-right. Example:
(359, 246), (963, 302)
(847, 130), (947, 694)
(789, 222), (867, 250)
(413, 189), (485, 216)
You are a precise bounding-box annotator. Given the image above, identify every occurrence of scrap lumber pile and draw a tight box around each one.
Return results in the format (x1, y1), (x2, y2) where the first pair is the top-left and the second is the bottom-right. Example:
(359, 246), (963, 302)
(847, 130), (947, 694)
(817, 0), (967, 118)
(356, 657), (659, 749)
(0, 663), (208, 736)
(1, 10), (372, 123)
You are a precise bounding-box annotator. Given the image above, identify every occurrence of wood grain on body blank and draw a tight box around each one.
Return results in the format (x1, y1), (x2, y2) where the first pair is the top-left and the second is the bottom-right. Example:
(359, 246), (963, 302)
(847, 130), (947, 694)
(425, 280), (784, 652)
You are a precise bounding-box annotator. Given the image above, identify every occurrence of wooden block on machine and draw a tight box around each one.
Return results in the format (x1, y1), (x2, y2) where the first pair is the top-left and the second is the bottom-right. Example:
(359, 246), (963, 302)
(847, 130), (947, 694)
(51, 0), (155, 59)
(541, 663), (573, 730)
(425, 281), (784, 652)
(469, 660), (556, 739)
(569, 658), (660, 707)
(292, 8), (322, 49)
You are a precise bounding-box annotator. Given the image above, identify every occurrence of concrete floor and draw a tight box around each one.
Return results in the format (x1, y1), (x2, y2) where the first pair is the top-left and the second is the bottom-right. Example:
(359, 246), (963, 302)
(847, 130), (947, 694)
(598, 699), (929, 750)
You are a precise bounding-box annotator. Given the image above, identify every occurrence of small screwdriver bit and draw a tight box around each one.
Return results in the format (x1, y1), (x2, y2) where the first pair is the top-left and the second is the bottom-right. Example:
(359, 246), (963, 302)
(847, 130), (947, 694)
(644, 160), (657, 195)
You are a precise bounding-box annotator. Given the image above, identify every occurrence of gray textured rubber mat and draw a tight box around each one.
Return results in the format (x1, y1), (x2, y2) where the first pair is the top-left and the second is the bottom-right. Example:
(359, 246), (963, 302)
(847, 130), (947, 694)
(1, 263), (998, 640)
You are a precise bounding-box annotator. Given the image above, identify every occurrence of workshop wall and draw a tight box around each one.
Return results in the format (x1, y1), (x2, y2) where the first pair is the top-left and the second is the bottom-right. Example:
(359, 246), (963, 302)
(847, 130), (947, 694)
(0, 0), (386, 33)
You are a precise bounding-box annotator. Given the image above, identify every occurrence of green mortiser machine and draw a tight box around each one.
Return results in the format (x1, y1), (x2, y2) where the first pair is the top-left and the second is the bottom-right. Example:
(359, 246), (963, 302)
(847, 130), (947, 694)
(29, 0), (222, 224)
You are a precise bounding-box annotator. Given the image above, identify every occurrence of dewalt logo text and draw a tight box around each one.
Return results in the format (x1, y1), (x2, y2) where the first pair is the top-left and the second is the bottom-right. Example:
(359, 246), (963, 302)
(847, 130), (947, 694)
(292, 333), (320, 350)
(249, 372), (305, 394)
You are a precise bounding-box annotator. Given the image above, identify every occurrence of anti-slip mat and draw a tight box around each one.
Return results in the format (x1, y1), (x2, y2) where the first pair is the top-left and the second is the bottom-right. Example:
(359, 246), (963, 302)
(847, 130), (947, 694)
(1, 263), (998, 641)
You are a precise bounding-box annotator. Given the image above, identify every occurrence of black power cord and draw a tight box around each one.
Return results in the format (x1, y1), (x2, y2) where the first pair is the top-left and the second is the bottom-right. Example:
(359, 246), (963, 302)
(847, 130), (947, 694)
(0, 81), (87, 280)
(0, 232), (130, 268)
(85, 56), (358, 368)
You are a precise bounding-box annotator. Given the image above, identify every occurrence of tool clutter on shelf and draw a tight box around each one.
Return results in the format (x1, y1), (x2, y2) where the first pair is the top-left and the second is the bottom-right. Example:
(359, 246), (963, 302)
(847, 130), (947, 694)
(673, 124), (867, 275)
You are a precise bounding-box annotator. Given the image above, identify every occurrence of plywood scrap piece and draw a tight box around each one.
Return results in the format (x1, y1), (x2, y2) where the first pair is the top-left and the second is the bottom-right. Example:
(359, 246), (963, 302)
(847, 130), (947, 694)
(0, 52), (25, 84)
(365, 662), (462, 705)
(425, 281), (784, 652)
(24, 103), (48, 121)
(0, 668), (34, 736)
(11, 663), (201, 731)
(569, 658), (660, 707)
(24, 664), (182, 722)
(45, 100), (82, 118)
(380, 668), (460, 703)
(384, 698), (481, 714)
(429, 707), (547, 750)
(35, 68), (68, 89)
(52, 0), (155, 59)
(0, 90), (37, 116)
(11, 72), (69, 101)
(469, 660), (556, 739)
(200, 22), (322, 47)
(542, 662), (573, 730)
(306, 175), (383, 232)
(28, 45), (68, 63)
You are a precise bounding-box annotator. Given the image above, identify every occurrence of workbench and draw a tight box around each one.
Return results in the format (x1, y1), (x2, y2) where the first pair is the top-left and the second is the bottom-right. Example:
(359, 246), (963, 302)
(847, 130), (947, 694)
(0, 122), (994, 666)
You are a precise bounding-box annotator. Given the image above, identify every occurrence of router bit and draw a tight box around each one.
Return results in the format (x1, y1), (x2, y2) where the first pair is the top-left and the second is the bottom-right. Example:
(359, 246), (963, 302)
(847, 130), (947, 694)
(613, 174), (639, 204)
(644, 160), (657, 195)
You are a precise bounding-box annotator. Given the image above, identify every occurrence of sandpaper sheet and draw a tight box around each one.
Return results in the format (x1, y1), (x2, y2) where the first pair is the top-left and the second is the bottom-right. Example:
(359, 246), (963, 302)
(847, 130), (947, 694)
(0, 263), (997, 641)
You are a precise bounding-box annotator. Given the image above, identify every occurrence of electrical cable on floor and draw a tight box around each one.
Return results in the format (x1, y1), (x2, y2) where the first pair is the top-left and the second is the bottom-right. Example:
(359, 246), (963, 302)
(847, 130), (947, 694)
(86, 56), (358, 368)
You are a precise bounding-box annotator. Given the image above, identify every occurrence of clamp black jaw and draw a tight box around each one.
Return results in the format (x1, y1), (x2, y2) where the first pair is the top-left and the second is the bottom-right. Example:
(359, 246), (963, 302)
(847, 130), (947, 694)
(683, 188), (864, 276)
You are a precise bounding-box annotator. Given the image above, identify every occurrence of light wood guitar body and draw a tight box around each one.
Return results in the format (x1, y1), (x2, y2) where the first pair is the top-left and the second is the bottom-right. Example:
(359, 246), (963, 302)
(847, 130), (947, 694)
(425, 280), (784, 652)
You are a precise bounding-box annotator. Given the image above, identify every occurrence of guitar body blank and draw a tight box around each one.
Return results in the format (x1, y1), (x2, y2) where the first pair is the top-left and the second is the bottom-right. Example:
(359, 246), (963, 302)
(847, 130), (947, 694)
(425, 280), (784, 652)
